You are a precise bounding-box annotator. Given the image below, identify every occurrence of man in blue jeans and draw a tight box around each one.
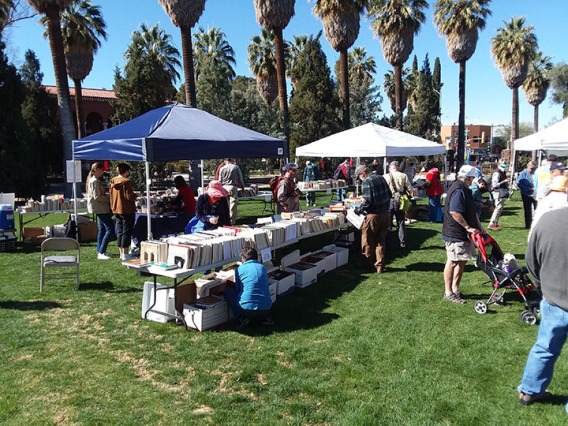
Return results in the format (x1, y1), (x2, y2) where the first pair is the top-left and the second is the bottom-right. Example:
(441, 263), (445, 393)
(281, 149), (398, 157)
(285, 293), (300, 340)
(224, 246), (273, 328)
(518, 207), (568, 411)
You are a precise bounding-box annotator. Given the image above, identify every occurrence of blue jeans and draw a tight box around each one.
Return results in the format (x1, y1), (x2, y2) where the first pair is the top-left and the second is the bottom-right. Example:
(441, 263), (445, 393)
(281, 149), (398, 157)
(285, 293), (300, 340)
(336, 188), (346, 201)
(96, 213), (114, 254)
(428, 195), (442, 223)
(306, 191), (316, 206)
(224, 287), (270, 320)
(518, 298), (568, 411)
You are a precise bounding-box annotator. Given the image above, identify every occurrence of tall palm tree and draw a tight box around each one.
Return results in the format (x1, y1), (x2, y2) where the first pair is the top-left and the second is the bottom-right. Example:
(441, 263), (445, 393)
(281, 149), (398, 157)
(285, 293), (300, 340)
(313, 0), (367, 130)
(491, 17), (538, 145)
(434, 0), (491, 170)
(287, 33), (309, 89)
(522, 51), (552, 133)
(248, 28), (278, 106)
(349, 46), (376, 81)
(27, 0), (75, 196)
(367, 0), (427, 131)
(253, 0), (295, 143)
(158, 0), (206, 107)
(384, 67), (410, 114)
(54, 0), (106, 138)
(193, 26), (236, 81)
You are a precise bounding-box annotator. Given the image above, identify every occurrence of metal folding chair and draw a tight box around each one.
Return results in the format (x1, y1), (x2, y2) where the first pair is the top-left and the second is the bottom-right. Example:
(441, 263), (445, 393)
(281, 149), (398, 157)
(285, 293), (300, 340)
(40, 237), (80, 291)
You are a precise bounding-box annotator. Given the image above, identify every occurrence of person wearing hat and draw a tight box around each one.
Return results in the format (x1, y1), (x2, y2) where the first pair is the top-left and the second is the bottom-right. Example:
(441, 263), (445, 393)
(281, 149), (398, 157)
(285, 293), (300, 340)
(441, 165), (483, 304)
(277, 163), (300, 213)
(218, 158), (245, 225)
(384, 160), (412, 249)
(533, 154), (558, 201)
(302, 160), (319, 207)
(517, 161), (538, 229)
(488, 161), (509, 231)
(354, 164), (392, 273)
(530, 175), (568, 233)
(195, 180), (230, 231)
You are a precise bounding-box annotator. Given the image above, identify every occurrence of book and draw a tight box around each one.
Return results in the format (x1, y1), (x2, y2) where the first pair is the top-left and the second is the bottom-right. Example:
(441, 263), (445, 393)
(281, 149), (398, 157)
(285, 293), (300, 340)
(150, 262), (179, 270)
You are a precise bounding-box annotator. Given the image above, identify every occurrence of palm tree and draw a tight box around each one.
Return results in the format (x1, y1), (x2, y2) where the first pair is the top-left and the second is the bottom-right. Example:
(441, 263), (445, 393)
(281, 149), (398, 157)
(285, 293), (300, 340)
(287, 33), (309, 89)
(0, 0), (14, 31)
(193, 26), (236, 81)
(384, 67), (410, 114)
(247, 29), (278, 106)
(367, 0), (427, 131)
(434, 0), (491, 170)
(491, 17), (538, 145)
(27, 0), (75, 196)
(349, 46), (376, 81)
(158, 0), (205, 107)
(522, 51), (552, 133)
(253, 0), (295, 143)
(54, 0), (106, 139)
(313, 0), (367, 130)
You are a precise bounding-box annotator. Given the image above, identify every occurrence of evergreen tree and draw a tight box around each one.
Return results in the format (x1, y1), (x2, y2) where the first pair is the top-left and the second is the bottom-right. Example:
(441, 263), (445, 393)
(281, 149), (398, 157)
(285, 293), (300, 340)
(550, 62), (568, 118)
(407, 54), (440, 140)
(289, 34), (340, 154)
(196, 54), (232, 120)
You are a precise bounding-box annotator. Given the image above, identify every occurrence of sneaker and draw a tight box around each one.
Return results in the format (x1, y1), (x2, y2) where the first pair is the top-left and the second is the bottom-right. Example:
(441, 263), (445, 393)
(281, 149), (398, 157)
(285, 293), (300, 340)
(97, 253), (111, 260)
(443, 293), (466, 304)
(519, 390), (551, 406)
(235, 316), (249, 330)
(120, 253), (134, 261)
(376, 266), (384, 274)
(261, 316), (274, 326)
(454, 290), (467, 301)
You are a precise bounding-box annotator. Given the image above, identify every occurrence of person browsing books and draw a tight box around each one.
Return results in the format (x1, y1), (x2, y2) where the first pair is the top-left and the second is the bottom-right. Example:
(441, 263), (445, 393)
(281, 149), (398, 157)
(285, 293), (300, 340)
(195, 180), (230, 231)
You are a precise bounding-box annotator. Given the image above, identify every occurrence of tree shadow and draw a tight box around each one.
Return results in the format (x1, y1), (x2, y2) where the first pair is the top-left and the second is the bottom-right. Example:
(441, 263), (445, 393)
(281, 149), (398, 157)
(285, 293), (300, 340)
(79, 280), (140, 294)
(0, 300), (63, 311)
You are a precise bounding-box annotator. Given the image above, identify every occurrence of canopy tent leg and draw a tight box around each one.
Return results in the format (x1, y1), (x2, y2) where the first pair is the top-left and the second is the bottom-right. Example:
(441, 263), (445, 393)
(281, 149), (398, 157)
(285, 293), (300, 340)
(146, 161), (152, 240)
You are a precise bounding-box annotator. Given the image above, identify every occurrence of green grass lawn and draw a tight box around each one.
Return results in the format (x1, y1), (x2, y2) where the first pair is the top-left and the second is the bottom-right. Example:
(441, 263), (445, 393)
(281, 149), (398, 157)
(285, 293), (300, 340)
(2, 194), (567, 425)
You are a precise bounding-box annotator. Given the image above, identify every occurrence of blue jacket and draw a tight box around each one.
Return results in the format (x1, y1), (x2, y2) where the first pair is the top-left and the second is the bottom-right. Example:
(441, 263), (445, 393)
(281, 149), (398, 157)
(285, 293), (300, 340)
(517, 169), (535, 197)
(235, 260), (272, 311)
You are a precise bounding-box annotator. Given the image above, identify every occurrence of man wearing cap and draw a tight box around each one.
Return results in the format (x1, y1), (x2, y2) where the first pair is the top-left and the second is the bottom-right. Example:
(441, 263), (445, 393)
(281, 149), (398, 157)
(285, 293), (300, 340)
(441, 165), (483, 304)
(517, 206), (568, 409)
(534, 154), (558, 201)
(517, 161), (538, 229)
(384, 161), (412, 249)
(277, 163), (300, 213)
(488, 161), (509, 231)
(219, 158), (245, 225)
(355, 165), (392, 273)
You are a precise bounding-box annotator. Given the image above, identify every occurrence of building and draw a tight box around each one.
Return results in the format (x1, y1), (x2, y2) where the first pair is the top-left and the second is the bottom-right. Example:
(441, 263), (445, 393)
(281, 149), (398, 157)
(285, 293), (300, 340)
(440, 124), (492, 151)
(44, 86), (116, 136)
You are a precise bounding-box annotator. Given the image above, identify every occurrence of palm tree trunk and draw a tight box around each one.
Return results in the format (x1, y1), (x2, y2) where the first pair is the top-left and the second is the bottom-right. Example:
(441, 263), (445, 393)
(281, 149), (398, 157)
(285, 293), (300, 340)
(456, 60), (466, 171)
(273, 27), (290, 146)
(339, 48), (350, 130)
(180, 25), (197, 108)
(73, 78), (84, 139)
(532, 104), (538, 162)
(394, 64), (403, 131)
(45, 5), (76, 197)
(511, 87), (519, 149)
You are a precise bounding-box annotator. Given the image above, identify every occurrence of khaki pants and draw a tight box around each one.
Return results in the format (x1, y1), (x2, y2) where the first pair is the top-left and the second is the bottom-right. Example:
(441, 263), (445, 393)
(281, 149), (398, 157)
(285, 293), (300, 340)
(223, 184), (238, 224)
(361, 212), (390, 269)
(490, 191), (505, 226)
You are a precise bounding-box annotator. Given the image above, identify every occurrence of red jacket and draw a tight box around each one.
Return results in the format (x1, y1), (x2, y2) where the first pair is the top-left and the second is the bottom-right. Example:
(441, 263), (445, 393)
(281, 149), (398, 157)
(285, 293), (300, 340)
(425, 168), (444, 196)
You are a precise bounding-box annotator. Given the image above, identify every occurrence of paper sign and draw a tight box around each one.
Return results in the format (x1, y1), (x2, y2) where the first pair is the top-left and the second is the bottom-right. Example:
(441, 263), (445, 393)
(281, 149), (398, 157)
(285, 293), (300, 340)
(66, 160), (82, 183)
(260, 247), (272, 262)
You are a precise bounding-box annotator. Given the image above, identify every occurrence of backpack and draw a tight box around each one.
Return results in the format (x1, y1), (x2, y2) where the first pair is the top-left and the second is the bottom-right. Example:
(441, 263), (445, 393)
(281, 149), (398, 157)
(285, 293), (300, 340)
(269, 175), (282, 204)
(333, 164), (344, 180)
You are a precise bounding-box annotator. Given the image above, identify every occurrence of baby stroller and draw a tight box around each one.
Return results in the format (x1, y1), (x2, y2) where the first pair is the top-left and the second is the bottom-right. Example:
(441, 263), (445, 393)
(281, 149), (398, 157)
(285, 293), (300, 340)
(469, 232), (541, 325)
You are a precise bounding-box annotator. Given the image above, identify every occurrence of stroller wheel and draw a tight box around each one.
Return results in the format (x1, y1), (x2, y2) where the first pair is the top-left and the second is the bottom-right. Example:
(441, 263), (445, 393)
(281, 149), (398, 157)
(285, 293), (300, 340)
(474, 301), (488, 314)
(528, 301), (541, 319)
(521, 310), (537, 325)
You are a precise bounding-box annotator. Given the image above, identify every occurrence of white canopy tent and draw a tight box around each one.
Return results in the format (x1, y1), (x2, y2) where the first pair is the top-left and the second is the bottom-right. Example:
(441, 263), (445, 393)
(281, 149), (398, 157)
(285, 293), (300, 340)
(514, 118), (568, 154)
(295, 122), (446, 158)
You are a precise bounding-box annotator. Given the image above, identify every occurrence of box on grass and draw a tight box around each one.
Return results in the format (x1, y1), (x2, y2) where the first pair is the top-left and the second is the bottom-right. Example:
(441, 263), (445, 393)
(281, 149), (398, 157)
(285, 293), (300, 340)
(183, 295), (229, 331)
(281, 249), (318, 289)
(323, 244), (349, 267)
(175, 281), (197, 314)
(141, 282), (175, 323)
(23, 226), (46, 244)
(268, 269), (295, 297)
(195, 273), (226, 298)
(78, 221), (98, 243)
(268, 280), (277, 303)
(301, 250), (336, 276)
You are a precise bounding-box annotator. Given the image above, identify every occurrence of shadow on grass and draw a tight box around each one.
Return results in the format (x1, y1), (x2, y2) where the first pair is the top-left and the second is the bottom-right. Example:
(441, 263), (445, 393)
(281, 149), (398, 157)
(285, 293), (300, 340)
(0, 300), (63, 310)
(79, 280), (140, 294)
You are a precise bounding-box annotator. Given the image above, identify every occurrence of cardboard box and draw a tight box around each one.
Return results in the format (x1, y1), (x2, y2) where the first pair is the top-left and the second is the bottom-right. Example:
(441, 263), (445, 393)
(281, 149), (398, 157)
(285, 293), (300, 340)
(78, 221), (98, 243)
(268, 269), (295, 297)
(323, 244), (349, 267)
(175, 281), (197, 314)
(281, 250), (318, 289)
(268, 280), (277, 303)
(141, 282), (175, 323)
(195, 273), (226, 298)
(183, 296), (229, 331)
(302, 250), (336, 276)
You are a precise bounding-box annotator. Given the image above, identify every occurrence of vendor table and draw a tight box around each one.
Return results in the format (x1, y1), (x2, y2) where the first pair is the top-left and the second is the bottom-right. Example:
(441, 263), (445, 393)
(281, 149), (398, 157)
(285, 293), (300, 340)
(131, 212), (192, 245)
(17, 209), (88, 241)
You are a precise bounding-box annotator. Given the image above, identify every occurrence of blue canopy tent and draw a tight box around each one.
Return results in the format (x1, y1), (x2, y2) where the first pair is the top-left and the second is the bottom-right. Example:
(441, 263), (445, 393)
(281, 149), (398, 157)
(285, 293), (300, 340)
(72, 103), (287, 239)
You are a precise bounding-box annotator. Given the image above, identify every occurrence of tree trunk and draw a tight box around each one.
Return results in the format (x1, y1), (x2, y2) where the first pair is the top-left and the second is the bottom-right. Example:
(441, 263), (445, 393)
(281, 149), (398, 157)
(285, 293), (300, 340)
(180, 25), (197, 108)
(511, 87), (519, 149)
(339, 48), (350, 130)
(73, 78), (84, 139)
(394, 64), (403, 131)
(532, 104), (538, 162)
(273, 27), (290, 147)
(45, 5), (76, 197)
(456, 60), (466, 171)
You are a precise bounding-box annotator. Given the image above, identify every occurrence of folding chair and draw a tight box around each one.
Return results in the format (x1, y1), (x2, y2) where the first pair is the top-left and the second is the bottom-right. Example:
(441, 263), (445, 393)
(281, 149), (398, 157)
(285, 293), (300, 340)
(40, 237), (80, 292)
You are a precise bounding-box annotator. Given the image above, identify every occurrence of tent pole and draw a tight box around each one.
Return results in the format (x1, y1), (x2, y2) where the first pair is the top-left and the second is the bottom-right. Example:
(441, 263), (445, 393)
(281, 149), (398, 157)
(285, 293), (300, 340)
(201, 160), (204, 193)
(146, 161), (152, 240)
(73, 160), (78, 241)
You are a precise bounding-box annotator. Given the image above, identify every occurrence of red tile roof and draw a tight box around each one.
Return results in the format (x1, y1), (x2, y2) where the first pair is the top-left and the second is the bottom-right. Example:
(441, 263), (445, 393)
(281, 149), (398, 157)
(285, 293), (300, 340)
(43, 85), (116, 101)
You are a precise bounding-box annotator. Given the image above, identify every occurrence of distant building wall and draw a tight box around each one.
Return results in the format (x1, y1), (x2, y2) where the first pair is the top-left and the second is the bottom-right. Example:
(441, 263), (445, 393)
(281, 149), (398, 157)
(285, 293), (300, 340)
(440, 124), (492, 150)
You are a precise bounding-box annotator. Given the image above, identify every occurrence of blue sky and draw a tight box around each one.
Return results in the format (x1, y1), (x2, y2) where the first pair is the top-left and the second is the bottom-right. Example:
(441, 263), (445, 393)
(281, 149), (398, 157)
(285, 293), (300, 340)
(4, 0), (567, 130)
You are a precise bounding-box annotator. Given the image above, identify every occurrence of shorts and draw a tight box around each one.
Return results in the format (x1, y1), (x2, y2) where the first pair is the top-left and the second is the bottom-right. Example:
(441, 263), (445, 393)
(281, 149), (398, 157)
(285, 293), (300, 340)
(445, 240), (476, 262)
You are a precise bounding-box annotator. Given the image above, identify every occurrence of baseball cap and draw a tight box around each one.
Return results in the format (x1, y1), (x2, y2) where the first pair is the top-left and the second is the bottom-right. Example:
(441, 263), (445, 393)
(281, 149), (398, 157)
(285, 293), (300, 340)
(284, 162), (298, 171)
(550, 161), (567, 171)
(457, 165), (478, 178)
